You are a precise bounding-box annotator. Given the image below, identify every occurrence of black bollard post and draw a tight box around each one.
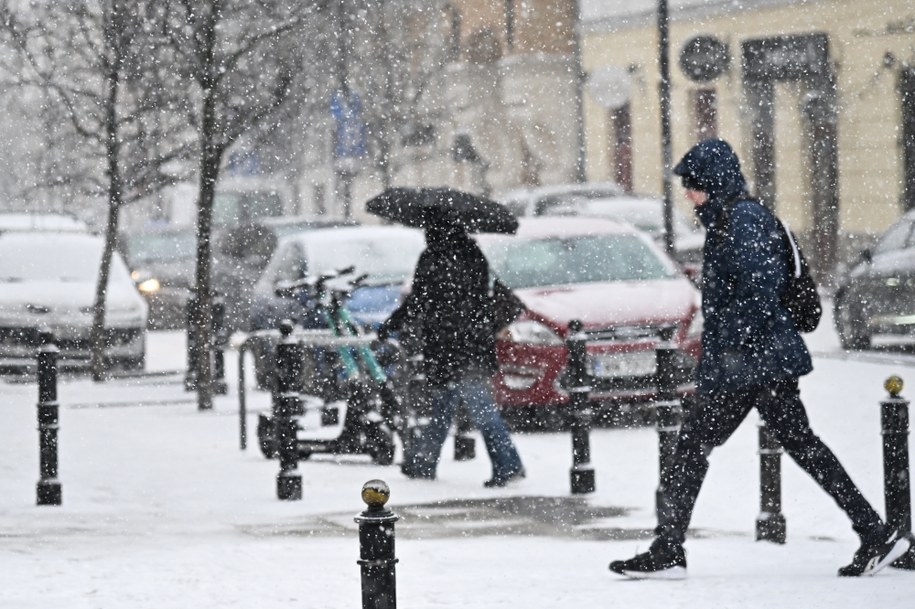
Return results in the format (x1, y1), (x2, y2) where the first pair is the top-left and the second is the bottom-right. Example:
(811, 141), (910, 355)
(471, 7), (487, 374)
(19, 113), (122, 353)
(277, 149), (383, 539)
(880, 375), (915, 569)
(654, 325), (683, 520)
(355, 479), (399, 609)
(36, 332), (62, 506)
(566, 319), (595, 494)
(211, 293), (228, 396)
(453, 404), (476, 461)
(756, 423), (787, 543)
(184, 293), (199, 391)
(274, 320), (304, 501)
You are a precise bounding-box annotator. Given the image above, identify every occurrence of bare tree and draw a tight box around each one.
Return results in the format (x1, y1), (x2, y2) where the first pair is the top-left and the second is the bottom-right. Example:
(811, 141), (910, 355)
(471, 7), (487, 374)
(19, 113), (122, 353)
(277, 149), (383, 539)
(0, 0), (195, 380)
(161, 0), (319, 410)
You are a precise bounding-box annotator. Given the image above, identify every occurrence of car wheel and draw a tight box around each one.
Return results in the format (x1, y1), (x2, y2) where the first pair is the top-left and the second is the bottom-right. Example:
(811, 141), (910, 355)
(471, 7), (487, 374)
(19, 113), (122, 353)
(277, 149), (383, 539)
(835, 296), (870, 351)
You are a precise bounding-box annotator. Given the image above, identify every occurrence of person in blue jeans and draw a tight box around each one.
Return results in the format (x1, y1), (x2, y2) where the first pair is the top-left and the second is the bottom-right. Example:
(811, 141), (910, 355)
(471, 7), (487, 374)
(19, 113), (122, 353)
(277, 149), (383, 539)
(378, 221), (524, 487)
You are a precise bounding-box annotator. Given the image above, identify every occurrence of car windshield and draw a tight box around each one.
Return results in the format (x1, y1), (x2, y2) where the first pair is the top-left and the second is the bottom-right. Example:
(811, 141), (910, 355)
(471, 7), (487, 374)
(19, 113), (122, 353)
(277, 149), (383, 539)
(482, 234), (677, 289)
(124, 231), (196, 265)
(0, 234), (130, 282)
(309, 236), (424, 285)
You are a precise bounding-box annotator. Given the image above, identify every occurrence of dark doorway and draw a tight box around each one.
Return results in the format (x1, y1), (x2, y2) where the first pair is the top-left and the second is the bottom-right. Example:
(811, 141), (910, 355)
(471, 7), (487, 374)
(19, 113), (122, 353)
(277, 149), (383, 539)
(742, 33), (838, 278)
(901, 68), (915, 212)
(608, 103), (633, 192)
(693, 88), (718, 141)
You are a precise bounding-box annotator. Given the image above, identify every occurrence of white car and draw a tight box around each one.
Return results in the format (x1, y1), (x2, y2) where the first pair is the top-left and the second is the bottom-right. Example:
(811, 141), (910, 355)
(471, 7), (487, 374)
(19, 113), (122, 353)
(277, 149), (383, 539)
(0, 212), (88, 232)
(0, 231), (148, 370)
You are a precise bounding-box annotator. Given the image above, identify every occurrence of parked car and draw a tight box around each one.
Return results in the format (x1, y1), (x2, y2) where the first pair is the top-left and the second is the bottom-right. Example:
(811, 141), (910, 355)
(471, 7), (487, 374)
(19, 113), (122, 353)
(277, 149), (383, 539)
(121, 217), (350, 331)
(215, 216), (356, 331)
(540, 194), (705, 274)
(500, 181), (626, 216)
(833, 208), (915, 350)
(0, 212), (88, 232)
(120, 226), (196, 330)
(0, 231), (147, 371)
(476, 217), (703, 427)
(247, 225), (425, 387)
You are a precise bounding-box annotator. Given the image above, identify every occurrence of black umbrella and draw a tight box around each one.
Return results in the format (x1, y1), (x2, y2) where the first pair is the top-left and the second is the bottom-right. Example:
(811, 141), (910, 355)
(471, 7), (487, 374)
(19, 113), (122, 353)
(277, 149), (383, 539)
(365, 186), (518, 234)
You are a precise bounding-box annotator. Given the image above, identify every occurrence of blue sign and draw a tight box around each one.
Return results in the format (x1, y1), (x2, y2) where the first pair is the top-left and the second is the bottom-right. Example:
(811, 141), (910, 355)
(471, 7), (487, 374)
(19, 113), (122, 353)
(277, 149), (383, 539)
(330, 90), (367, 159)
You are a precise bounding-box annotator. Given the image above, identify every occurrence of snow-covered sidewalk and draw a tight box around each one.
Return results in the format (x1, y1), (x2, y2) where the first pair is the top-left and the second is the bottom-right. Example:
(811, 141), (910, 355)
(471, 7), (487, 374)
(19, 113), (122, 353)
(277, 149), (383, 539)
(1, 329), (914, 608)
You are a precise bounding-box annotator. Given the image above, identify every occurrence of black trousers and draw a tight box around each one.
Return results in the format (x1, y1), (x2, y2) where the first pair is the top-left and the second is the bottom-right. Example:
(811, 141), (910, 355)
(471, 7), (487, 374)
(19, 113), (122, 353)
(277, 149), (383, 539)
(655, 378), (884, 547)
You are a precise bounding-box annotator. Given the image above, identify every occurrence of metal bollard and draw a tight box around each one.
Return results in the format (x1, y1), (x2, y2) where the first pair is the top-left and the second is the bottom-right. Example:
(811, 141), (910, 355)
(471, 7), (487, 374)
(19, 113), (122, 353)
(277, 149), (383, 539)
(211, 293), (228, 396)
(355, 479), (399, 609)
(274, 320), (304, 501)
(756, 423), (787, 543)
(184, 293), (199, 391)
(880, 375), (915, 569)
(654, 325), (683, 519)
(453, 404), (476, 461)
(566, 319), (595, 494)
(36, 332), (62, 506)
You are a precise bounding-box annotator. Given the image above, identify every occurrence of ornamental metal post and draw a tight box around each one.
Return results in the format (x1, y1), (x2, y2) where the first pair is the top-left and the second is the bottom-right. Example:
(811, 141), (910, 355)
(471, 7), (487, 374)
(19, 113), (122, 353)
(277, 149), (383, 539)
(274, 320), (303, 501)
(880, 375), (915, 569)
(355, 479), (399, 609)
(566, 319), (595, 494)
(211, 293), (228, 396)
(184, 293), (199, 391)
(36, 332), (62, 506)
(654, 325), (682, 519)
(756, 423), (787, 543)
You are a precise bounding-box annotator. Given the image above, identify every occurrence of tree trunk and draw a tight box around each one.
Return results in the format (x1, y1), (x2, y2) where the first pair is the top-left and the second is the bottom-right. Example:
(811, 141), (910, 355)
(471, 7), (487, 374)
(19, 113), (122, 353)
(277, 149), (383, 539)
(90, 7), (124, 382)
(192, 86), (221, 411)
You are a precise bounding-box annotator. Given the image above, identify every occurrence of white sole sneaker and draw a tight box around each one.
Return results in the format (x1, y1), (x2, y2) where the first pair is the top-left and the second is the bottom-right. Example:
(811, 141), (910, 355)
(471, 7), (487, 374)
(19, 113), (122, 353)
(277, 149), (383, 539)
(864, 535), (912, 576)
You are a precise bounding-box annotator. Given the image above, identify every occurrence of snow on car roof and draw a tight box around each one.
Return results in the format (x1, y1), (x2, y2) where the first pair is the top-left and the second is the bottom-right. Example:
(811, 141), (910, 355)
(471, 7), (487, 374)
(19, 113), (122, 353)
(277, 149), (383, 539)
(0, 212), (88, 231)
(492, 215), (639, 241)
(276, 224), (423, 247)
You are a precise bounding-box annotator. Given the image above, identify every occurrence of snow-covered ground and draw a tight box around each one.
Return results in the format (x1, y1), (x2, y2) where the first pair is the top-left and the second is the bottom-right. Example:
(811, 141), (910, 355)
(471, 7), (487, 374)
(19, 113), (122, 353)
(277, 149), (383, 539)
(2, 305), (914, 608)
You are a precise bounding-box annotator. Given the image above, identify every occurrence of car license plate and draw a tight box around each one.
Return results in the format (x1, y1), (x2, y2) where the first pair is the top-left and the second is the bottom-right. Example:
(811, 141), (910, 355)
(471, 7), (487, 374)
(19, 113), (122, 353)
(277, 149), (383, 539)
(589, 351), (657, 378)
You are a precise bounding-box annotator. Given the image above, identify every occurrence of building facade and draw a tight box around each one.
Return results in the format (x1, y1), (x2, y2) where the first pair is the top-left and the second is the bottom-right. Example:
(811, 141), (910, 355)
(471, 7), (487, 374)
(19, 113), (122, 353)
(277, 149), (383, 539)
(581, 0), (915, 273)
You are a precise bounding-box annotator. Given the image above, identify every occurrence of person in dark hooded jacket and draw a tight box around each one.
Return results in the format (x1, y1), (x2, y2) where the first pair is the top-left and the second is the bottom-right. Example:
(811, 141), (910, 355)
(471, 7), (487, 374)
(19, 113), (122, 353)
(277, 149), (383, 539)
(379, 221), (524, 487)
(609, 138), (910, 579)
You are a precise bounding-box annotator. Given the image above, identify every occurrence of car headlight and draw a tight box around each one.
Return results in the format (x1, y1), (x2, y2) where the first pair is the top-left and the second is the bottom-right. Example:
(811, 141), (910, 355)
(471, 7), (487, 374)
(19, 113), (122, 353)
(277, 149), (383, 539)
(686, 309), (704, 337)
(136, 277), (161, 295)
(502, 319), (563, 345)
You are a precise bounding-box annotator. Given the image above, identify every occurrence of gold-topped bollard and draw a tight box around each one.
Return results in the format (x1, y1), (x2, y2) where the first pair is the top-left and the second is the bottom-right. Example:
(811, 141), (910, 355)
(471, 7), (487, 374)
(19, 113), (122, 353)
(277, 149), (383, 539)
(355, 480), (399, 609)
(880, 376), (915, 569)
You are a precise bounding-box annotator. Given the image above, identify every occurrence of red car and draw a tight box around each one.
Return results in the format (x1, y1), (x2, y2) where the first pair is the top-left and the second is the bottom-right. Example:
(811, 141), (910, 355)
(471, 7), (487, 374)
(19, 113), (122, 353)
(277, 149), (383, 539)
(477, 217), (703, 427)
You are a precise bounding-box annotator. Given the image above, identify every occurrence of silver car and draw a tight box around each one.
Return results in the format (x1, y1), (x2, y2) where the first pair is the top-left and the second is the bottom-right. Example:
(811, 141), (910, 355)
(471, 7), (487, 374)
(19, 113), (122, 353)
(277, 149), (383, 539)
(0, 231), (148, 370)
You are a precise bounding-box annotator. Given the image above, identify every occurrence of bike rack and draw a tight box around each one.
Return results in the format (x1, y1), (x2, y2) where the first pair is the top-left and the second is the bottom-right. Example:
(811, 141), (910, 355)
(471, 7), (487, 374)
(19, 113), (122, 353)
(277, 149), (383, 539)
(237, 327), (379, 450)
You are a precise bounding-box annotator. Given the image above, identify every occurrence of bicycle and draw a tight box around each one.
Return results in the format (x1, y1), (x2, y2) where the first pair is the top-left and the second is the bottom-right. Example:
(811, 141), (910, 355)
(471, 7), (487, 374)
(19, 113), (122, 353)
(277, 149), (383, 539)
(255, 266), (413, 465)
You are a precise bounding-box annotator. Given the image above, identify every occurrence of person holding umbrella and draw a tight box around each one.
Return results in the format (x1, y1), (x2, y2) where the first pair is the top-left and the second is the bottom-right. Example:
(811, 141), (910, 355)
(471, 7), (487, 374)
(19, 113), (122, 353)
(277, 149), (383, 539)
(369, 187), (525, 487)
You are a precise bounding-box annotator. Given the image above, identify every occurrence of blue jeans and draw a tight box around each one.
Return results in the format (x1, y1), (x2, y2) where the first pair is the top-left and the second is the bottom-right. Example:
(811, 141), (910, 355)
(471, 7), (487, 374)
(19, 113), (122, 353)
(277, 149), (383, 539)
(403, 374), (523, 479)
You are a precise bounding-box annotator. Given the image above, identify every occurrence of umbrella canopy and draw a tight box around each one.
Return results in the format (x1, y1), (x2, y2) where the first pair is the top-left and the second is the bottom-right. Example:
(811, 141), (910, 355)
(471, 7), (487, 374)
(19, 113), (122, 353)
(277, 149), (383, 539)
(365, 186), (518, 234)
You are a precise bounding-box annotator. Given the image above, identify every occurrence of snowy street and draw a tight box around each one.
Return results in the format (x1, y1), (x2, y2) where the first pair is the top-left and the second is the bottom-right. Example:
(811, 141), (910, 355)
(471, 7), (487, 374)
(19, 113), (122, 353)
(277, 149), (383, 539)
(2, 307), (915, 608)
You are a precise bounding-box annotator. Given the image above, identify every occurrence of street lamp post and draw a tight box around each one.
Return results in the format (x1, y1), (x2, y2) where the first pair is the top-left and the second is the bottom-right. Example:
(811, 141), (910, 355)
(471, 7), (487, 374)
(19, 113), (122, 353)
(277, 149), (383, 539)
(657, 0), (675, 257)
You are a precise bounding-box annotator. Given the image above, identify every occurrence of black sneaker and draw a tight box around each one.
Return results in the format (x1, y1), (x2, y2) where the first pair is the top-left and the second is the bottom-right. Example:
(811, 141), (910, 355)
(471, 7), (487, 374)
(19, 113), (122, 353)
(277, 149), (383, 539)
(401, 464), (436, 480)
(838, 529), (912, 577)
(483, 468), (526, 488)
(609, 544), (687, 580)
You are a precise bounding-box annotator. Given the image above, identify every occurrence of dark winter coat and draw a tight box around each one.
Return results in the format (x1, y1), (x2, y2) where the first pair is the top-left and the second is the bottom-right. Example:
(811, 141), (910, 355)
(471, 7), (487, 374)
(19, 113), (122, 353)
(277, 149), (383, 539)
(674, 139), (813, 393)
(382, 225), (497, 385)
